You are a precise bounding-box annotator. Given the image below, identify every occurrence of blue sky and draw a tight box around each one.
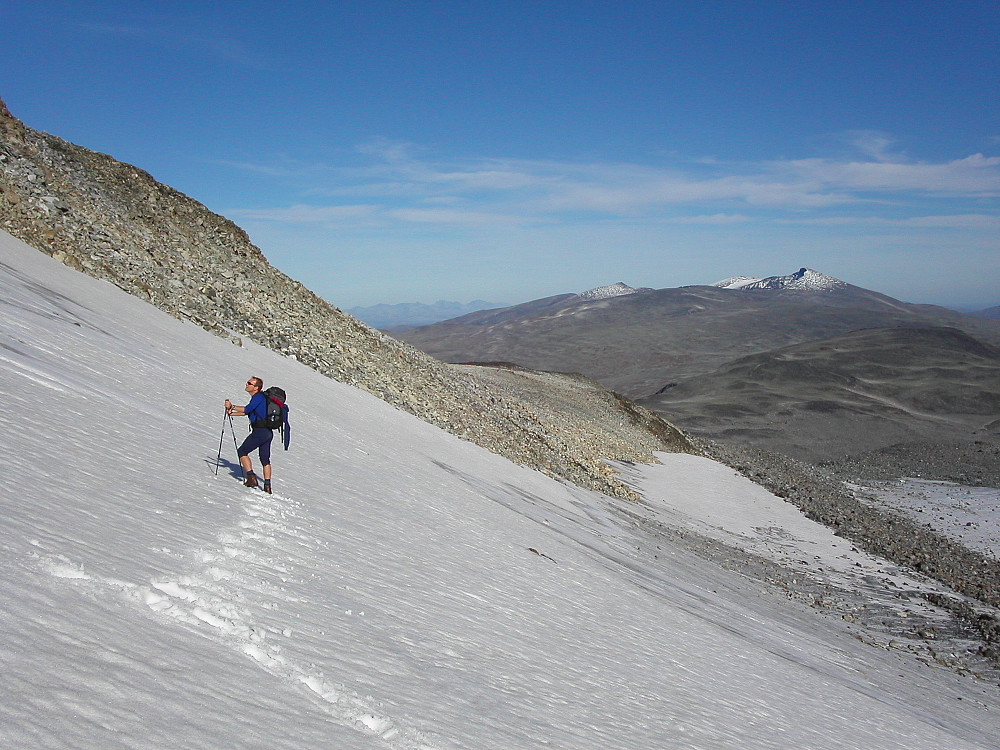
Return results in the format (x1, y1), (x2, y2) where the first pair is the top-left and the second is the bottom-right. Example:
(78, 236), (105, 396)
(3, 1), (998, 309)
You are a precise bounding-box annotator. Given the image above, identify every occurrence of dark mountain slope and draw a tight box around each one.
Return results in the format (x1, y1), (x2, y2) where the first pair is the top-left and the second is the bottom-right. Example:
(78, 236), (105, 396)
(399, 281), (1000, 399)
(639, 327), (1000, 463)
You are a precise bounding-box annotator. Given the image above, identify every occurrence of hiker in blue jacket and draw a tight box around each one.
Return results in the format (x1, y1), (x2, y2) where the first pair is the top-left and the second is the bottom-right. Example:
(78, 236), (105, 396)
(225, 376), (273, 493)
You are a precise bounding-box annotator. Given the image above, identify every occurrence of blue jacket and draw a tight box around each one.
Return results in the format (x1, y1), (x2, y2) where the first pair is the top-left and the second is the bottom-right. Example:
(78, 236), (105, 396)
(244, 392), (267, 426)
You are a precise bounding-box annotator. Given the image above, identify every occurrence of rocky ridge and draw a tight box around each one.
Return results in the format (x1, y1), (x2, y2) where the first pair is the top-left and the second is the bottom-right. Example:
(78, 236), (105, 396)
(0, 98), (693, 497)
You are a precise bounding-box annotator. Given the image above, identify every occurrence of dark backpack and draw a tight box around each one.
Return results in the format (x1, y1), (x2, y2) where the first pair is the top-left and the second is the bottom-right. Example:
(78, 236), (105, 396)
(255, 386), (290, 449)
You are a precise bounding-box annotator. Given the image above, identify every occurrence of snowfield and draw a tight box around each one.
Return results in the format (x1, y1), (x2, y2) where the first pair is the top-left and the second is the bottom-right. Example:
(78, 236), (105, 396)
(1, 228), (998, 749)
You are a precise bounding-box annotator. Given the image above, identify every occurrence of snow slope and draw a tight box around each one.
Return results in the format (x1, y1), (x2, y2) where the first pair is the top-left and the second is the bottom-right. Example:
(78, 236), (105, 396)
(1, 229), (997, 749)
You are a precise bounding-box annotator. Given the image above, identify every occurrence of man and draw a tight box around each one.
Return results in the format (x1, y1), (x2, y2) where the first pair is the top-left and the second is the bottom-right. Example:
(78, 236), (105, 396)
(225, 376), (273, 493)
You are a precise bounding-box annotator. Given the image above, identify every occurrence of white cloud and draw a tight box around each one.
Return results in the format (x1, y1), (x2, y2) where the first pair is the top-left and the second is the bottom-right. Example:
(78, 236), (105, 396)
(778, 153), (1000, 195)
(666, 213), (752, 225)
(778, 213), (999, 229)
(230, 136), (1000, 234)
(386, 206), (527, 226)
(233, 204), (379, 222)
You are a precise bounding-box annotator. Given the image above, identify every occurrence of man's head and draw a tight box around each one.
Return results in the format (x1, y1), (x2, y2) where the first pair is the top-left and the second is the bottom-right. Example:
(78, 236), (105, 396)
(245, 377), (263, 394)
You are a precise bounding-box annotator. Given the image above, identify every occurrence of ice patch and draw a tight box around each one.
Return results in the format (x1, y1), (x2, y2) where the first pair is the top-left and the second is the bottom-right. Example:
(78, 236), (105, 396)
(576, 282), (640, 300)
(48, 563), (91, 579)
(357, 713), (395, 735)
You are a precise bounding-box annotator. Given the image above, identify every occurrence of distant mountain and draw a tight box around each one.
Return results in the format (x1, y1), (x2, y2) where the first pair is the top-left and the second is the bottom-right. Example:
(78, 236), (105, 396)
(971, 305), (1000, 320)
(396, 269), (1000, 400)
(712, 267), (846, 292)
(639, 326), (1000, 464)
(350, 284), (647, 330)
(348, 299), (505, 330)
(576, 282), (649, 300)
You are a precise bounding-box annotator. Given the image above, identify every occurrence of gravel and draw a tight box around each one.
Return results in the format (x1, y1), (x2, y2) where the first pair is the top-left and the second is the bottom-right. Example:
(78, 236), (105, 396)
(693, 437), (1000, 673)
(825, 440), (1000, 487)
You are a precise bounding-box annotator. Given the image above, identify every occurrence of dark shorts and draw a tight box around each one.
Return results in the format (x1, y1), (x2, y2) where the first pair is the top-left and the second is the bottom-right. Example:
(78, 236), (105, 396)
(238, 427), (273, 465)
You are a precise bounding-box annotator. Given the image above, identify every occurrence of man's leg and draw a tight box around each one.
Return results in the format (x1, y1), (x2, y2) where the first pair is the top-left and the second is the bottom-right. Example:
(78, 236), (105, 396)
(259, 435), (273, 483)
(237, 431), (264, 487)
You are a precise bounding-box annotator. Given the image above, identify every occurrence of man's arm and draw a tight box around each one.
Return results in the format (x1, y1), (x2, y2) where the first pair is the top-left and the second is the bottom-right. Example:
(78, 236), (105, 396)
(224, 399), (246, 416)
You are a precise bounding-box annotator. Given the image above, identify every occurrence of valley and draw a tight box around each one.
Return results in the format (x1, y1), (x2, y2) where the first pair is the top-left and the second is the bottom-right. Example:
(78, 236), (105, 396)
(397, 275), (1000, 468)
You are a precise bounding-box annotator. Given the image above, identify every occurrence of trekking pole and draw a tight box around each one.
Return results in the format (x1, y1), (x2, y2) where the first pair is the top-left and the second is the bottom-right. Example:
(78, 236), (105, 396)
(214, 409), (228, 476)
(228, 413), (246, 480)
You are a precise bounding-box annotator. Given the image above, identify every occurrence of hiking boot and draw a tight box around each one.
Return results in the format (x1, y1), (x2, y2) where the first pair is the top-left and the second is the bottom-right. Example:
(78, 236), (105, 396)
(244, 472), (258, 489)
(263, 481), (272, 495)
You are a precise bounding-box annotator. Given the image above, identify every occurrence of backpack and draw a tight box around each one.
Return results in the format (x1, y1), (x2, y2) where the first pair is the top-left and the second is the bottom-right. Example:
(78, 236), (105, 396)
(255, 386), (291, 449)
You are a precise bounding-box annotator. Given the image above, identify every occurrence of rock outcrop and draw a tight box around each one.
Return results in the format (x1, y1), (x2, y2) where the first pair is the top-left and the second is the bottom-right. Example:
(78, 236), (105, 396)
(0, 98), (693, 497)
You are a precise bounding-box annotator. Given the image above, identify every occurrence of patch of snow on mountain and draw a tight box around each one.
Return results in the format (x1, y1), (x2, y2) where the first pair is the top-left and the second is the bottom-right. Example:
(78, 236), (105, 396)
(711, 275), (762, 290)
(782, 268), (848, 291)
(713, 268), (846, 292)
(577, 282), (639, 300)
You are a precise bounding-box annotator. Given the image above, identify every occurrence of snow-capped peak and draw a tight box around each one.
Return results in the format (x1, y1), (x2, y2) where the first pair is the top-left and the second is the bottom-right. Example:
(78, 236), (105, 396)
(577, 282), (639, 300)
(712, 268), (846, 292)
(711, 275), (760, 290)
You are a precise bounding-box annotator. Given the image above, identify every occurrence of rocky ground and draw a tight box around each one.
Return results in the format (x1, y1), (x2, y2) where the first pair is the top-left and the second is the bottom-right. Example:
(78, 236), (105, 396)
(826, 440), (1000, 487)
(692, 437), (1000, 681)
(623, 489), (1000, 685)
(455, 363), (693, 458)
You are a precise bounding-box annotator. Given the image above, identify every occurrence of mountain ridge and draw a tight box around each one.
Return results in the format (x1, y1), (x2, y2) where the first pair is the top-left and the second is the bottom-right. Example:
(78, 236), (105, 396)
(397, 276), (1000, 399)
(396, 270), (1000, 464)
(973, 304), (1000, 320)
(712, 267), (847, 292)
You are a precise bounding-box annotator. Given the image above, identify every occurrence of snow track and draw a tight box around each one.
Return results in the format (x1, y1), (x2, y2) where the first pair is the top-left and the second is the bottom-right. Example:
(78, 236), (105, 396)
(40, 486), (439, 749)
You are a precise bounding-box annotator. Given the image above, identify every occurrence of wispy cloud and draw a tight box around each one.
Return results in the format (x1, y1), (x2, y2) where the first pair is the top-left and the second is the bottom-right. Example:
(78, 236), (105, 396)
(232, 135), (1000, 233)
(778, 213), (999, 229)
(386, 207), (526, 226)
(775, 153), (1000, 195)
(666, 213), (752, 225)
(235, 204), (379, 223)
(839, 130), (900, 162)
